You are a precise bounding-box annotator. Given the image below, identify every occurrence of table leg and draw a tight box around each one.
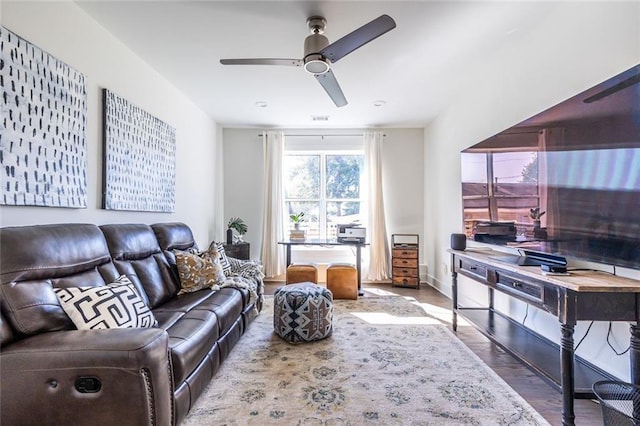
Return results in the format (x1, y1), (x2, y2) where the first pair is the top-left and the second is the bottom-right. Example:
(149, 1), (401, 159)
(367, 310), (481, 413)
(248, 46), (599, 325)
(631, 324), (640, 384)
(286, 245), (291, 267)
(560, 322), (576, 426)
(630, 324), (640, 421)
(451, 260), (458, 332)
(488, 287), (495, 330)
(356, 245), (364, 296)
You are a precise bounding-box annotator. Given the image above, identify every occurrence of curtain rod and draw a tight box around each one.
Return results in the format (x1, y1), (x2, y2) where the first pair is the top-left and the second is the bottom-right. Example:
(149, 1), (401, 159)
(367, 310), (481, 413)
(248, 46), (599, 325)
(257, 133), (386, 137)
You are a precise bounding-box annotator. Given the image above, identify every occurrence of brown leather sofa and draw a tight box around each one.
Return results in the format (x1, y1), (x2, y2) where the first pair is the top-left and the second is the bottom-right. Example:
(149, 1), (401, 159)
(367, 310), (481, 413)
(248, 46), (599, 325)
(0, 222), (263, 426)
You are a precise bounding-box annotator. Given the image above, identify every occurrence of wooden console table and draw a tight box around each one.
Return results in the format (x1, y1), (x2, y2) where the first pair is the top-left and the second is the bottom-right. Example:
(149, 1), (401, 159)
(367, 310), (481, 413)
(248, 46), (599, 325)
(450, 249), (640, 426)
(278, 239), (368, 296)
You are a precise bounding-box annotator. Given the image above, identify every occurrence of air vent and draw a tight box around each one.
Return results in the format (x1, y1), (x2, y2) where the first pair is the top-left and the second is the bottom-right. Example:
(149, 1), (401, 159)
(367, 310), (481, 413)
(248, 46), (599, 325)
(311, 115), (330, 121)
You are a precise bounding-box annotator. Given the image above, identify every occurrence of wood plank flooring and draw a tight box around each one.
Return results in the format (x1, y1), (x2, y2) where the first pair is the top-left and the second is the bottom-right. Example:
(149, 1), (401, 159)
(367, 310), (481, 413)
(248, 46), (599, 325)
(264, 280), (604, 425)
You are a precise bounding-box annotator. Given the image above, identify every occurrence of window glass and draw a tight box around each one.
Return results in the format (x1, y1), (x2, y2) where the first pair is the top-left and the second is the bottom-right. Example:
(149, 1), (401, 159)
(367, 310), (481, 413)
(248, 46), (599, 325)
(326, 155), (363, 199)
(284, 155), (320, 199)
(284, 151), (364, 239)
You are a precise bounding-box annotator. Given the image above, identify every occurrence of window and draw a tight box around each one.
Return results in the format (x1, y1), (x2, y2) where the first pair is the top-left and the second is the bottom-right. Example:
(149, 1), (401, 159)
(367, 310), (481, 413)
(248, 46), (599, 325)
(283, 135), (365, 240)
(461, 150), (539, 237)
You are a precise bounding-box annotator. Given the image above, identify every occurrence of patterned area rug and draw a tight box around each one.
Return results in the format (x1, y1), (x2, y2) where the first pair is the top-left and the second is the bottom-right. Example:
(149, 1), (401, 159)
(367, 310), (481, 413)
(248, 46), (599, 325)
(183, 294), (550, 425)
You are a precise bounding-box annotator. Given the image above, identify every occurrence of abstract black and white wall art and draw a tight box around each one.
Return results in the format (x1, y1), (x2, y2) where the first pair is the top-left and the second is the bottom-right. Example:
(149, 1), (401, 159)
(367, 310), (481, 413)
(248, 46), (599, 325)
(103, 89), (176, 212)
(0, 26), (87, 208)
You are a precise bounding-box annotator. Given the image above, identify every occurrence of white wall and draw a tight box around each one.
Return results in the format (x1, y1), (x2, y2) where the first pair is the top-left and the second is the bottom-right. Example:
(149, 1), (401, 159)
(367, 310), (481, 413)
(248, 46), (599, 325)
(424, 1), (640, 380)
(222, 128), (425, 272)
(222, 128), (265, 256)
(0, 2), (221, 247)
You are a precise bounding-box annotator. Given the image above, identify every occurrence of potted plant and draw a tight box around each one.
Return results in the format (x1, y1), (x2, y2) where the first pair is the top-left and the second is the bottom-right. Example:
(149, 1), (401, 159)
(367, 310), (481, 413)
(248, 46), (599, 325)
(227, 217), (248, 244)
(529, 207), (546, 229)
(289, 212), (305, 230)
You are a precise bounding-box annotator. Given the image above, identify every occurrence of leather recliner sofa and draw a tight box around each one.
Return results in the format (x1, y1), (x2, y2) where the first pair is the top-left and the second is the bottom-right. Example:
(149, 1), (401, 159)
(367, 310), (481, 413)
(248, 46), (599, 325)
(0, 222), (263, 425)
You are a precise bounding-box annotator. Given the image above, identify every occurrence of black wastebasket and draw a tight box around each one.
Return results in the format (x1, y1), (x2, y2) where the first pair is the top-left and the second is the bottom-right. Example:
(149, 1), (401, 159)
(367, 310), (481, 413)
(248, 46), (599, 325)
(593, 381), (640, 425)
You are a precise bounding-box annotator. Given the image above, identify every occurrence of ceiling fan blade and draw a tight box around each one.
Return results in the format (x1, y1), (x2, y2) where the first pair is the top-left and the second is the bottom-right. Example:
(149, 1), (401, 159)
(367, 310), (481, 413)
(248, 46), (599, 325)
(320, 14), (396, 63)
(314, 69), (347, 107)
(220, 58), (303, 67)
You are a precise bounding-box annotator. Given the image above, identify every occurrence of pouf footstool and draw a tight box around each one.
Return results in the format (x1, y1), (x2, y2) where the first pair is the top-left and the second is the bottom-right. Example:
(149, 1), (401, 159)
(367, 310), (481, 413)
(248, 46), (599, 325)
(326, 262), (358, 300)
(273, 282), (333, 344)
(286, 263), (318, 284)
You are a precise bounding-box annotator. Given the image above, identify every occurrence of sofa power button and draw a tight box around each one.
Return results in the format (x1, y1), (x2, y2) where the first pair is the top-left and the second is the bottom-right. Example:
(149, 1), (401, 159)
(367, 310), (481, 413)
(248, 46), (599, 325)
(75, 376), (102, 393)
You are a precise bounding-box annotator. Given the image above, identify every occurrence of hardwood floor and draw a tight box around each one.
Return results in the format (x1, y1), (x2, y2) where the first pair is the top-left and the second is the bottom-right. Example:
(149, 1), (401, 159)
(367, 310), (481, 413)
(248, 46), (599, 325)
(264, 280), (604, 425)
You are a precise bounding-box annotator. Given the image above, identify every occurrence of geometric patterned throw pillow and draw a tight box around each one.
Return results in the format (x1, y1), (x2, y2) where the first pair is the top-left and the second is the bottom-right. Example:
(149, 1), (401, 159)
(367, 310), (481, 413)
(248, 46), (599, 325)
(54, 276), (157, 330)
(174, 249), (226, 295)
(209, 242), (232, 275)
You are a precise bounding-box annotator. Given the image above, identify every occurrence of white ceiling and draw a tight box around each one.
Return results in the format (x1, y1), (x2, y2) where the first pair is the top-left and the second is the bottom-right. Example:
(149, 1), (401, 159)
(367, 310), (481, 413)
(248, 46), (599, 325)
(76, 1), (556, 129)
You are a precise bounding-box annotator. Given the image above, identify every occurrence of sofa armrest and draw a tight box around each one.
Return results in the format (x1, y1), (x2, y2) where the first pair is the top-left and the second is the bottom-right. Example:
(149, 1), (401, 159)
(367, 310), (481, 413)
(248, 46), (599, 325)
(1, 328), (173, 426)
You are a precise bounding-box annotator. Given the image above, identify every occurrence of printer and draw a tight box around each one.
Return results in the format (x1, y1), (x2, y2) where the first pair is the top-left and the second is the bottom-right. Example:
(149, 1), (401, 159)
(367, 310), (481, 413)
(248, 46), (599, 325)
(337, 224), (366, 243)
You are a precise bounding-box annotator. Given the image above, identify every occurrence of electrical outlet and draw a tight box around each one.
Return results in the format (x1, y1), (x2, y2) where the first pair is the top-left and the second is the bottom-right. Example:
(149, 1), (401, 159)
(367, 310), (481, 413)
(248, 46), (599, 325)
(442, 263), (448, 274)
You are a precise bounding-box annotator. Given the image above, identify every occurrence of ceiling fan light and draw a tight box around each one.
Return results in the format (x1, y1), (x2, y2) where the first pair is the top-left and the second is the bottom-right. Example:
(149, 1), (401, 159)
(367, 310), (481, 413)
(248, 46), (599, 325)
(304, 59), (330, 75)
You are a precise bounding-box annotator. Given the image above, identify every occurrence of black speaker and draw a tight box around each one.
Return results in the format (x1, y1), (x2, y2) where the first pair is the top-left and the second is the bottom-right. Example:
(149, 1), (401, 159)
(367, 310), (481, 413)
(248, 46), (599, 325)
(451, 233), (467, 251)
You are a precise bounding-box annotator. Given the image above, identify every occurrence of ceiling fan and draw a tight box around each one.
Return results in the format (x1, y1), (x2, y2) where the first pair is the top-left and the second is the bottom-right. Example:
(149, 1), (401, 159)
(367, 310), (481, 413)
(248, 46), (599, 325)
(220, 14), (396, 108)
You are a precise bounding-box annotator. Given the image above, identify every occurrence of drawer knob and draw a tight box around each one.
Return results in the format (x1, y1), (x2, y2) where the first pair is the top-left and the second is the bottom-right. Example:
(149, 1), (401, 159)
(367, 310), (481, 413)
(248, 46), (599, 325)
(512, 282), (520, 288)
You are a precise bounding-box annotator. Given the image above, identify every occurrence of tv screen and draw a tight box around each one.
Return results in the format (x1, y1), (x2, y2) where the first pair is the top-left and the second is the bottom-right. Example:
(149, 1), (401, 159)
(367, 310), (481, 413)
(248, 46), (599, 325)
(461, 64), (640, 270)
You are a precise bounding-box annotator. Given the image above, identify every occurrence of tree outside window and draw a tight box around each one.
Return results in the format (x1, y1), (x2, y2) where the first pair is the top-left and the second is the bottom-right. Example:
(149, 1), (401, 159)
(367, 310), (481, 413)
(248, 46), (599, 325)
(284, 152), (364, 239)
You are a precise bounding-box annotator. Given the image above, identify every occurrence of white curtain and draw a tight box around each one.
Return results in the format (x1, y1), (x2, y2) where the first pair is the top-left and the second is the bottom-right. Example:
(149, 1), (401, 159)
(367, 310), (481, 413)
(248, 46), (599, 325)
(260, 130), (285, 277)
(364, 131), (391, 280)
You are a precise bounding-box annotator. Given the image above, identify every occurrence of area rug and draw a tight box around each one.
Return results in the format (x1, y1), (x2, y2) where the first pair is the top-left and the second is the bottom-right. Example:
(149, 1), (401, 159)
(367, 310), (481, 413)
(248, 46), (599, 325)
(183, 294), (550, 425)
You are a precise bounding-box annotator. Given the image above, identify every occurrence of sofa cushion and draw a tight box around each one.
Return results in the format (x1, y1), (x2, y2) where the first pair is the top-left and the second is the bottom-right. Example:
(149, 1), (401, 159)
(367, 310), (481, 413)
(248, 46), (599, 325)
(153, 287), (245, 341)
(0, 224), (114, 336)
(0, 310), (15, 347)
(151, 222), (198, 282)
(100, 224), (180, 308)
(153, 291), (217, 320)
(164, 308), (220, 385)
(174, 250), (225, 295)
(152, 222), (198, 252)
(193, 287), (245, 337)
(54, 276), (157, 330)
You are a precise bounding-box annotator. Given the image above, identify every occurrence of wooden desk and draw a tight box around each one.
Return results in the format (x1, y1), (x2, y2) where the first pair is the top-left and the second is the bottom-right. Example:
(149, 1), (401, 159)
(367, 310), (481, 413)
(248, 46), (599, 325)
(449, 249), (640, 426)
(278, 239), (368, 296)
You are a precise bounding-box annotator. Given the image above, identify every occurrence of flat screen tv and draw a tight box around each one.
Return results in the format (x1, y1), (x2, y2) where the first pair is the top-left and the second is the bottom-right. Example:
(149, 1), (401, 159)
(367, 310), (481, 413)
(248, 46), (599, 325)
(461, 64), (640, 270)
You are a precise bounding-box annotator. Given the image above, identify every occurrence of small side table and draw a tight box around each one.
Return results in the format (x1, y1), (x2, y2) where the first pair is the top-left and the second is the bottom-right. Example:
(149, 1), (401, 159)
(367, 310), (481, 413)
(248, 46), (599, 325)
(222, 242), (250, 260)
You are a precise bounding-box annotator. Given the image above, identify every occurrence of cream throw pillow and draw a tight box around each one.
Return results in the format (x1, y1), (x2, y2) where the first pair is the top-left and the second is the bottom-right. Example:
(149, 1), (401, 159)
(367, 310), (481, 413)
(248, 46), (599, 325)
(54, 275), (157, 330)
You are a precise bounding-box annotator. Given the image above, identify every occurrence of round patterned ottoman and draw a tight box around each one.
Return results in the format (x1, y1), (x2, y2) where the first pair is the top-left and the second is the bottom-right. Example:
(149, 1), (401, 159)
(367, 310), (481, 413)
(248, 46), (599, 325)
(273, 282), (333, 344)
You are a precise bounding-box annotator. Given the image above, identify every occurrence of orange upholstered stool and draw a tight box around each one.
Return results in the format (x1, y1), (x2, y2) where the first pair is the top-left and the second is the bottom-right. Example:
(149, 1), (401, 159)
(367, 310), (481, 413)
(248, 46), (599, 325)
(286, 263), (318, 284)
(326, 263), (358, 300)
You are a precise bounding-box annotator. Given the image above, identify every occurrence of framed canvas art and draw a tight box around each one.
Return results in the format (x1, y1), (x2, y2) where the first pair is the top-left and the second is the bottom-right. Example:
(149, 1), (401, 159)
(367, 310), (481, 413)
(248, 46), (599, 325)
(0, 26), (87, 208)
(102, 89), (176, 212)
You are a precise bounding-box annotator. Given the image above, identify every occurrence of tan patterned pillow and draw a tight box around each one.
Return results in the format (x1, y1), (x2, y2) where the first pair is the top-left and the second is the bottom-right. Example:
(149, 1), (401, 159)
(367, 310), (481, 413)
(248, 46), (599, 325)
(174, 250), (226, 295)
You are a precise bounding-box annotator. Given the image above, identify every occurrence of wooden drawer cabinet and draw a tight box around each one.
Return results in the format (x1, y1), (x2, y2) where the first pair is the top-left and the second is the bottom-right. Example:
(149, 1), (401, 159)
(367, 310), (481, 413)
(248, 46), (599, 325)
(391, 234), (419, 288)
(392, 257), (418, 268)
